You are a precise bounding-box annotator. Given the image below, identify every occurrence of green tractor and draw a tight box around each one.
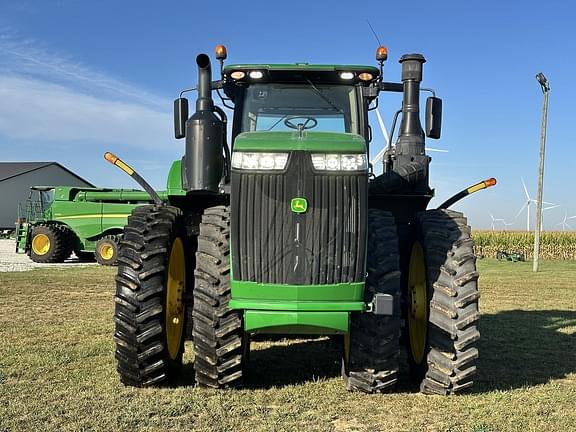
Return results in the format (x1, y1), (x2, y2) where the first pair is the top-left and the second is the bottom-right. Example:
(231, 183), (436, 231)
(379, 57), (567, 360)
(111, 45), (494, 394)
(16, 186), (161, 265)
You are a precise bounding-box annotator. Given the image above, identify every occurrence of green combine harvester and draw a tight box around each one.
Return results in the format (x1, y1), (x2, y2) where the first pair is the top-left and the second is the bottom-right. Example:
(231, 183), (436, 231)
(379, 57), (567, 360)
(109, 45), (495, 394)
(15, 186), (161, 265)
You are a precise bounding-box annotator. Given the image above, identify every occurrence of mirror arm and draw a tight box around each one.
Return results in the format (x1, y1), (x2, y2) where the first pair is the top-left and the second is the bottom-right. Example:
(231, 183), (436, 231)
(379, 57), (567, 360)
(420, 87), (436, 98)
(379, 82), (403, 92)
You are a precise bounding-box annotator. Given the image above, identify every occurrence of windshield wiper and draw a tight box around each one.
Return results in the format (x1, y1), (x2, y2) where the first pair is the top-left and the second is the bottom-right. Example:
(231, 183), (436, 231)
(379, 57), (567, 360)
(266, 114), (290, 131)
(305, 79), (343, 114)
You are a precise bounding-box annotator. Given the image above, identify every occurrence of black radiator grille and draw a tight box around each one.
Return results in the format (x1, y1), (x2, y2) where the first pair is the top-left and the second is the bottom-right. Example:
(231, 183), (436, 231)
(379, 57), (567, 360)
(231, 152), (367, 285)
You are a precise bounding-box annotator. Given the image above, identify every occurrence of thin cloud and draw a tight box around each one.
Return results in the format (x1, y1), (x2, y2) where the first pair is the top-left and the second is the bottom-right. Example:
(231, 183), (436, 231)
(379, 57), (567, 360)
(0, 31), (168, 109)
(0, 32), (174, 149)
(0, 75), (171, 148)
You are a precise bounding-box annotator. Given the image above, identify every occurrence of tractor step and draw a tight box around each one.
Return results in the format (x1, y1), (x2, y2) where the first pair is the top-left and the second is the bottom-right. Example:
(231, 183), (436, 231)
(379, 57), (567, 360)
(14, 223), (30, 253)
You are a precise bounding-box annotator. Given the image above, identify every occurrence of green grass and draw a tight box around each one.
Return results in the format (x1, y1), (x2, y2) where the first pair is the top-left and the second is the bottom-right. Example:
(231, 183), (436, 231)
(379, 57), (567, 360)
(1, 260), (575, 431)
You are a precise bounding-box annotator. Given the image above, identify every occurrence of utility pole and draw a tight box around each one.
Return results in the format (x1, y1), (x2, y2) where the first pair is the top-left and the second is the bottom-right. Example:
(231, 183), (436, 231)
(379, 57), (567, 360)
(533, 72), (550, 272)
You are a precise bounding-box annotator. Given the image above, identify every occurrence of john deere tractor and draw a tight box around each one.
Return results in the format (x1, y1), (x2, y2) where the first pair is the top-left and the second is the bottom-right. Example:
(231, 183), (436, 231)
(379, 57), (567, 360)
(111, 45), (493, 394)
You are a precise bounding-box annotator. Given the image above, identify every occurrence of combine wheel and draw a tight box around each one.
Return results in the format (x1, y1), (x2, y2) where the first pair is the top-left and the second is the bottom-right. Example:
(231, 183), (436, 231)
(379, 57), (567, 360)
(193, 205), (246, 389)
(29, 224), (72, 263)
(56, 224), (75, 255)
(407, 209), (480, 395)
(95, 235), (120, 266)
(114, 205), (188, 387)
(342, 209), (401, 393)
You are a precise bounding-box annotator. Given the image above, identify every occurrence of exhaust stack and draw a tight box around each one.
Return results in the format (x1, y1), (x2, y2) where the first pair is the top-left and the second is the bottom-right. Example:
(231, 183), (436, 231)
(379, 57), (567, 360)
(195, 54), (214, 112)
(184, 54), (224, 192)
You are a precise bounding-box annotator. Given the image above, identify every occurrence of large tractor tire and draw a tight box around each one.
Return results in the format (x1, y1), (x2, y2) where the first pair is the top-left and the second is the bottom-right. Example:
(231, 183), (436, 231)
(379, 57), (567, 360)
(342, 209), (401, 393)
(29, 224), (72, 263)
(192, 205), (246, 389)
(95, 235), (120, 266)
(114, 205), (188, 387)
(406, 209), (479, 395)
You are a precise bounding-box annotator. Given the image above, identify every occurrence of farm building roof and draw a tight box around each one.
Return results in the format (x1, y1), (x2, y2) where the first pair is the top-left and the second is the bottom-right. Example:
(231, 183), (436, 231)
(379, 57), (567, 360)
(0, 162), (95, 186)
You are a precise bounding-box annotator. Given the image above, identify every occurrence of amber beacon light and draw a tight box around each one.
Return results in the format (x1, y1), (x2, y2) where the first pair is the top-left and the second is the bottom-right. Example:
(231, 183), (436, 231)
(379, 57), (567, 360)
(215, 44), (228, 60)
(376, 45), (388, 62)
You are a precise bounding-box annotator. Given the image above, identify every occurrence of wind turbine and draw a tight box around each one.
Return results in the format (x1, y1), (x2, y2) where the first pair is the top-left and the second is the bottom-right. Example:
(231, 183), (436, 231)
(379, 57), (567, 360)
(556, 212), (576, 232)
(502, 220), (515, 231)
(371, 108), (390, 164)
(515, 177), (557, 231)
(488, 212), (505, 231)
(370, 108), (448, 166)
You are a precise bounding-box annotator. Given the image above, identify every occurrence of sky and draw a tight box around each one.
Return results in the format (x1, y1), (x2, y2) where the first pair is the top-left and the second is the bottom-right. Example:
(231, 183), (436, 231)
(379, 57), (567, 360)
(0, 0), (575, 230)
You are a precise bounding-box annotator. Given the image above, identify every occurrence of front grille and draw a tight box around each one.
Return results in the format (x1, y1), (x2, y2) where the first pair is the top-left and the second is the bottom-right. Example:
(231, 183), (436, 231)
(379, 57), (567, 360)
(231, 152), (367, 285)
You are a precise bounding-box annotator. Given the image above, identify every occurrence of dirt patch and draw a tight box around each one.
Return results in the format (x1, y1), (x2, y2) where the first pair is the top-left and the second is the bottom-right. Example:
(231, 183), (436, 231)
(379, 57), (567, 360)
(0, 239), (97, 272)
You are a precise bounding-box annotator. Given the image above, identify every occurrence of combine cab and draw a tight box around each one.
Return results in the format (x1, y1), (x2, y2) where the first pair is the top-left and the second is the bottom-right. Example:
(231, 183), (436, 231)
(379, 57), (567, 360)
(111, 45), (494, 394)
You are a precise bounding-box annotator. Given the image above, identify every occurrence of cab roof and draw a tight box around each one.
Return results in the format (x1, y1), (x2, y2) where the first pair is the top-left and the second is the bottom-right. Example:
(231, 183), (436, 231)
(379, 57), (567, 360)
(223, 64), (380, 85)
(224, 64), (380, 73)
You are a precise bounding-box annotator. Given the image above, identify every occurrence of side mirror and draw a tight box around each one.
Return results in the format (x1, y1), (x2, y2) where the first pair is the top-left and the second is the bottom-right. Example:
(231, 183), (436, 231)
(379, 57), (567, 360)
(174, 98), (189, 139)
(425, 96), (442, 139)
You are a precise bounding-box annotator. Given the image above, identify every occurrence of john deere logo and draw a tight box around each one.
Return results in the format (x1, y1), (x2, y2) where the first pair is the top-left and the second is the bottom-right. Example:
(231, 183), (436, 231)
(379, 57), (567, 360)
(291, 197), (308, 213)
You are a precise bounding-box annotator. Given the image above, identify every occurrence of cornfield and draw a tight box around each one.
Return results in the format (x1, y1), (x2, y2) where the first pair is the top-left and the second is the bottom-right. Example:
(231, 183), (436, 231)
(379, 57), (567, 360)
(472, 231), (576, 260)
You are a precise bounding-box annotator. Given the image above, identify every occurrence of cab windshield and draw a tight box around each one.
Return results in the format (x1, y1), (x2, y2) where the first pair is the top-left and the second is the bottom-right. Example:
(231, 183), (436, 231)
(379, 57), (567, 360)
(40, 190), (54, 208)
(240, 83), (358, 134)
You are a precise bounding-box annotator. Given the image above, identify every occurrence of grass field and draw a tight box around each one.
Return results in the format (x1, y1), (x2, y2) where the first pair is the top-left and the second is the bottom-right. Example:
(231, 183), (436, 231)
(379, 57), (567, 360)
(1, 260), (575, 431)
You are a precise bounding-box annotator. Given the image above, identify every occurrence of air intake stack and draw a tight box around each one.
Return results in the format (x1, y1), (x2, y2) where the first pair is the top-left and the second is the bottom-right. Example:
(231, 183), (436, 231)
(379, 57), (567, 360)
(369, 53), (431, 194)
(396, 54), (425, 156)
(393, 54), (429, 192)
(184, 54), (224, 192)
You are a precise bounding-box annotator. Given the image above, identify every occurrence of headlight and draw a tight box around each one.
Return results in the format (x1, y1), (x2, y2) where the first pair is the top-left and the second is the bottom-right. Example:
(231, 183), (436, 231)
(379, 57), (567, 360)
(230, 71), (246, 80)
(311, 154), (368, 171)
(231, 152), (289, 170)
(249, 71), (263, 79)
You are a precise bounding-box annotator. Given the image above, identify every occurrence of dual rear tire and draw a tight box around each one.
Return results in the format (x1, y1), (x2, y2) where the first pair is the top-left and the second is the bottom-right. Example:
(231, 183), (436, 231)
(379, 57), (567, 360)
(344, 208), (479, 395)
(406, 209), (479, 395)
(342, 209), (401, 393)
(114, 204), (245, 388)
(192, 206), (246, 388)
(114, 205), (188, 386)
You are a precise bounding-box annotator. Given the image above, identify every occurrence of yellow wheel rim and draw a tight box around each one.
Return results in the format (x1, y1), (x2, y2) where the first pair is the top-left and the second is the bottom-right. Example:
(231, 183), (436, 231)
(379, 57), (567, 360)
(32, 233), (51, 255)
(408, 241), (427, 365)
(99, 243), (115, 261)
(166, 237), (186, 360)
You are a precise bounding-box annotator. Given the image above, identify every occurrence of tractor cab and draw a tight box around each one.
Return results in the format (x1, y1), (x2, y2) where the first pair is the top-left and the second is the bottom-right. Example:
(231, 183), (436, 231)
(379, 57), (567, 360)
(222, 64), (379, 143)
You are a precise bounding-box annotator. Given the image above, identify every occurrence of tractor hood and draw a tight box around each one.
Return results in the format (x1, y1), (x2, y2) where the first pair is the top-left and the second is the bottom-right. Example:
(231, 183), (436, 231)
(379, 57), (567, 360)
(232, 131), (366, 153)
